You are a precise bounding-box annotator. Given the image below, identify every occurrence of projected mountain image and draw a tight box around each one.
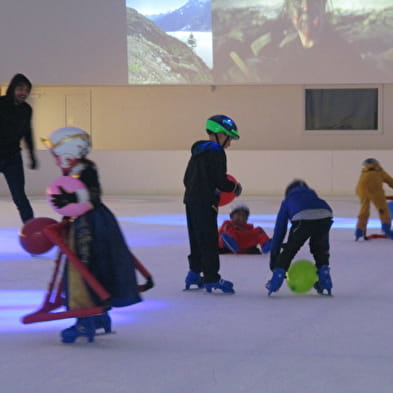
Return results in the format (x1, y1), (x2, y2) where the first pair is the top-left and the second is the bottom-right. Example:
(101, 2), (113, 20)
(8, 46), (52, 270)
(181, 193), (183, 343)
(148, 0), (211, 32)
(127, 0), (212, 84)
(213, 1), (393, 84)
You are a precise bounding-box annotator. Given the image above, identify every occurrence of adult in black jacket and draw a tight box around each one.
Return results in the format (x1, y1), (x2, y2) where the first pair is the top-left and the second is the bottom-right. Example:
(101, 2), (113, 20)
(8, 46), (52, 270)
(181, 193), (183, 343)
(0, 74), (38, 223)
(183, 115), (242, 293)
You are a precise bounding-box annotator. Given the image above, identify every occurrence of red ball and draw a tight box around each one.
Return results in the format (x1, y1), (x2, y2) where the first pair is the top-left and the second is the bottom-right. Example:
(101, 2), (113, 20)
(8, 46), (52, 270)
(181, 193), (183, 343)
(219, 174), (238, 207)
(19, 217), (58, 255)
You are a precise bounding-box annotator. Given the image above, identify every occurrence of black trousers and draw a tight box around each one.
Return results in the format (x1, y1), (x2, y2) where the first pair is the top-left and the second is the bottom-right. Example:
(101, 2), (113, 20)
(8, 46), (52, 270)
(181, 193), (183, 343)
(185, 203), (220, 283)
(0, 153), (34, 223)
(273, 218), (333, 271)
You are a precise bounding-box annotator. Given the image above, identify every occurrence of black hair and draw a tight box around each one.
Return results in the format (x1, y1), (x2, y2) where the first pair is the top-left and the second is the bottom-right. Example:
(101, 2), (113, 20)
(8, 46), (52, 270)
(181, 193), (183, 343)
(230, 204), (250, 219)
(285, 179), (308, 197)
(6, 73), (32, 98)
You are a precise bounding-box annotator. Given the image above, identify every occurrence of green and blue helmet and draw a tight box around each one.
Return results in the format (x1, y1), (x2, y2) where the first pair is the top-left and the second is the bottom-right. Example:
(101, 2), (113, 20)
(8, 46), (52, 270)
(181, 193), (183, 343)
(206, 115), (239, 140)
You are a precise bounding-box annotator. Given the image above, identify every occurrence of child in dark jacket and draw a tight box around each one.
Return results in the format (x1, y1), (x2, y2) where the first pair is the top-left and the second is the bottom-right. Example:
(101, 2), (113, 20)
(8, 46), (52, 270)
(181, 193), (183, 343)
(183, 115), (242, 293)
(218, 204), (271, 254)
(266, 179), (333, 296)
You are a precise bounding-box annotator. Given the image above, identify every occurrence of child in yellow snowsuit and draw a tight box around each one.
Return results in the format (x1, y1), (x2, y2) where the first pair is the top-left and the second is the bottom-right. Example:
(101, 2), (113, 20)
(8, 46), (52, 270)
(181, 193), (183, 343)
(355, 158), (393, 240)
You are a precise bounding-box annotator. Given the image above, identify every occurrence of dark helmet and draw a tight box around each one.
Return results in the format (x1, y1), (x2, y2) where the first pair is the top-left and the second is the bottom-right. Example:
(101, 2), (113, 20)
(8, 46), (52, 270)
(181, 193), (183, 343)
(362, 158), (379, 167)
(230, 204), (250, 219)
(285, 179), (308, 197)
(206, 115), (239, 140)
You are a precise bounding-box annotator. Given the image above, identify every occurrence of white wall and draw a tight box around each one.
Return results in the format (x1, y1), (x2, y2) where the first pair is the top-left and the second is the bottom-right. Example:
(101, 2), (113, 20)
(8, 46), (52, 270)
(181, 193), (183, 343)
(1, 84), (392, 198)
(2, 149), (392, 198)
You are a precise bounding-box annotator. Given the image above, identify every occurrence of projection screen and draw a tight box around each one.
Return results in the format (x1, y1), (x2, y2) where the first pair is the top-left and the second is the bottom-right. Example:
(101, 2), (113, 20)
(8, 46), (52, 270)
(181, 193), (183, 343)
(0, 0), (392, 85)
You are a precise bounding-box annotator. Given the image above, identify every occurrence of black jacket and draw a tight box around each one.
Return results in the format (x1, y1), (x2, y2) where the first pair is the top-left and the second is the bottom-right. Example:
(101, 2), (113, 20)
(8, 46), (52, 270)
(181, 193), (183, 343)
(0, 74), (34, 159)
(183, 140), (237, 206)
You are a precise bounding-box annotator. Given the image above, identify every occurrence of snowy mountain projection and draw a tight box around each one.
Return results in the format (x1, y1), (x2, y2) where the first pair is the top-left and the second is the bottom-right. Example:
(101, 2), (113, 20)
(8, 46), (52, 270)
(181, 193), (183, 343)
(126, 0), (212, 84)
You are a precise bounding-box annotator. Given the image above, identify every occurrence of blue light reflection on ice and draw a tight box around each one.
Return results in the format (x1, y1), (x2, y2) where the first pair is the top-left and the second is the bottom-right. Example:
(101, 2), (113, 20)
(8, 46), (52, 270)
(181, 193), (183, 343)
(0, 290), (167, 333)
(119, 214), (382, 229)
(0, 227), (57, 259)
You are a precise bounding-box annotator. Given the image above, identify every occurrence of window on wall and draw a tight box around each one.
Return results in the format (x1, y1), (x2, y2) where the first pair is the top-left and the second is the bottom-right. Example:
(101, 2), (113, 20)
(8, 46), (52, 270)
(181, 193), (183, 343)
(305, 88), (379, 131)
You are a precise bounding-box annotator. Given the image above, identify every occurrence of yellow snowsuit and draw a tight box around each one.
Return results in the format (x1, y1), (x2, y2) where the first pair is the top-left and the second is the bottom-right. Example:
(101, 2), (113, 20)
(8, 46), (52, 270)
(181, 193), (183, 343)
(355, 162), (393, 233)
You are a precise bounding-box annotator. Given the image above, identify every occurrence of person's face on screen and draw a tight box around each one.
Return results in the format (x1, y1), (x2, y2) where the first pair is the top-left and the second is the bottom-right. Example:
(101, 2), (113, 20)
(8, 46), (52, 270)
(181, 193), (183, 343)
(13, 84), (31, 105)
(287, 0), (326, 48)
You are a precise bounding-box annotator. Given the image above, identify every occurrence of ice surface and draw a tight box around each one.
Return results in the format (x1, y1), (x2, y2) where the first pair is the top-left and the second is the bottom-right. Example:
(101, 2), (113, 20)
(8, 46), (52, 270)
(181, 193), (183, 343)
(1, 195), (393, 393)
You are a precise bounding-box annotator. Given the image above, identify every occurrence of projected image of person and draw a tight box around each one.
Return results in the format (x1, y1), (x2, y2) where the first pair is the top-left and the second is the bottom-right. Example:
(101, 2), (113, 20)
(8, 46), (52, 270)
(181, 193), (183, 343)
(269, 0), (380, 83)
(213, 0), (391, 84)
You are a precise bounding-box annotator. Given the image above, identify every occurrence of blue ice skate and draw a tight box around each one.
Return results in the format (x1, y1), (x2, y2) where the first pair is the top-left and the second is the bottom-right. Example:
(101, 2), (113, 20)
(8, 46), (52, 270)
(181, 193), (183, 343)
(184, 271), (203, 290)
(94, 312), (112, 333)
(382, 223), (393, 239)
(354, 228), (364, 241)
(221, 233), (239, 253)
(204, 279), (235, 294)
(314, 265), (333, 296)
(261, 239), (272, 254)
(61, 317), (96, 343)
(266, 268), (286, 295)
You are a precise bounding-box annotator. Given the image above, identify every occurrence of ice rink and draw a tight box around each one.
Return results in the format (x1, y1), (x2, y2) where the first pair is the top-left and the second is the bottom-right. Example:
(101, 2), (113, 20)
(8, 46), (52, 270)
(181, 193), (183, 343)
(1, 194), (393, 393)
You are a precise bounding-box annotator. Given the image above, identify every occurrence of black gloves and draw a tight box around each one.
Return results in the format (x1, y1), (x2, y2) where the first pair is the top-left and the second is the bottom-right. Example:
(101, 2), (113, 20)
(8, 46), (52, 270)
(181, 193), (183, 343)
(233, 183), (242, 196)
(51, 186), (78, 208)
(29, 153), (38, 170)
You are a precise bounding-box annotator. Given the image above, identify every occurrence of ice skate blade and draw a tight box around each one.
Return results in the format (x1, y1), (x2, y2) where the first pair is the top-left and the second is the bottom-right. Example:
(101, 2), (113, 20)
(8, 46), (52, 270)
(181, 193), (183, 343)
(95, 330), (116, 336)
(183, 287), (203, 291)
(204, 287), (235, 294)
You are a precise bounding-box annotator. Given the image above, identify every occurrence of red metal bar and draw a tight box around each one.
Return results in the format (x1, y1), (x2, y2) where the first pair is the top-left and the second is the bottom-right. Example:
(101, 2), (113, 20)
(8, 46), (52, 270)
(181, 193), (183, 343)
(21, 219), (154, 324)
(43, 222), (110, 301)
(22, 306), (106, 324)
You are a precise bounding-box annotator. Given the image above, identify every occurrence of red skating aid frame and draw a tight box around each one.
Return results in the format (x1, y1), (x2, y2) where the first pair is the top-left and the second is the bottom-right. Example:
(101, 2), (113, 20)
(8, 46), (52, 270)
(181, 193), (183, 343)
(365, 234), (387, 240)
(22, 220), (153, 324)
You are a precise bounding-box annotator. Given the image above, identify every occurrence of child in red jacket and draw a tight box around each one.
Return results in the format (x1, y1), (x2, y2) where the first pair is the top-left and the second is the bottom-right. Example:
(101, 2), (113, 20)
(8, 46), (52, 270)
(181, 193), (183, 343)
(218, 204), (271, 254)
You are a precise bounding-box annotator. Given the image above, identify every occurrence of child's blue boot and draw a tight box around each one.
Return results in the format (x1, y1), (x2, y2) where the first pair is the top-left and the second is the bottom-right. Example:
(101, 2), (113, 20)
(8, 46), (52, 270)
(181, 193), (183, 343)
(61, 317), (96, 343)
(261, 239), (272, 254)
(221, 233), (239, 253)
(266, 268), (286, 295)
(185, 271), (203, 290)
(354, 228), (364, 241)
(314, 265), (333, 295)
(382, 223), (393, 239)
(94, 312), (112, 333)
(204, 279), (235, 294)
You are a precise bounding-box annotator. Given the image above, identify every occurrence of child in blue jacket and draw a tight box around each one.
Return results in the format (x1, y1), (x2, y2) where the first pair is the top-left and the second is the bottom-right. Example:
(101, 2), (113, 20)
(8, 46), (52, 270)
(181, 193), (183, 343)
(266, 179), (333, 295)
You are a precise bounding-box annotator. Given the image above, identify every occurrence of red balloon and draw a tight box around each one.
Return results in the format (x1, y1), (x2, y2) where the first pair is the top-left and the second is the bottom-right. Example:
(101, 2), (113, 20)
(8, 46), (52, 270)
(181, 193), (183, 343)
(19, 217), (58, 255)
(219, 174), (238, 207)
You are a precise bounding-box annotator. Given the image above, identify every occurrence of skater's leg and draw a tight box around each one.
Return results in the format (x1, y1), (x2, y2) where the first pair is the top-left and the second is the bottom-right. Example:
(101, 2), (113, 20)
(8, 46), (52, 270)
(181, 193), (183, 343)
(355, 195), (370, 240)
(274, 221), (310, 271)
(185, 204), (203, 274)
(3, 154), (34, 223)
(310, 218), (333, 295)
(309, 218), (333, 269)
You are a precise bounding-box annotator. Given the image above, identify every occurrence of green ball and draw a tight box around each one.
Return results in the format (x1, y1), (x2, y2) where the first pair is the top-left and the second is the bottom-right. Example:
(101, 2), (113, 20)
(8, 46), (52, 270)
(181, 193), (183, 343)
(287, 259), (317, 293)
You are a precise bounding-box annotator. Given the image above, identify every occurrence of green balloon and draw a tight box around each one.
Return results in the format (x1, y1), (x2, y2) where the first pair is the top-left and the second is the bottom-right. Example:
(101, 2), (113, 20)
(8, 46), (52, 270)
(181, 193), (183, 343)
(287, 259), (317, 293)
